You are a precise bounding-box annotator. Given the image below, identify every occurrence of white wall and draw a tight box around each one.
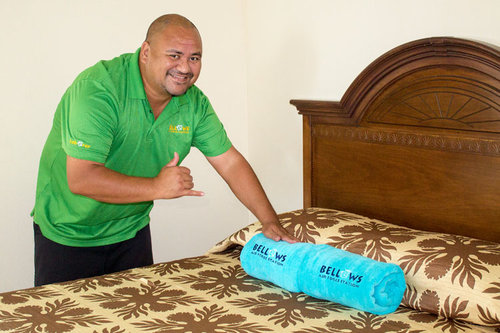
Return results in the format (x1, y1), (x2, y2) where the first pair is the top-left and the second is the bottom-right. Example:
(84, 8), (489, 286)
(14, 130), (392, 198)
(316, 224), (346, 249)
(0, 0), (249, 293)
(1, 0), (499, 293)
(244, 0), (500, 218)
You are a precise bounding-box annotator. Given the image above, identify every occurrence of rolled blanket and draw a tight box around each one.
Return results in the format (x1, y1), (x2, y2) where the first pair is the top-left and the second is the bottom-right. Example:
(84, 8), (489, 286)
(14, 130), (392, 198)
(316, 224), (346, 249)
(240, 233), (406, 315)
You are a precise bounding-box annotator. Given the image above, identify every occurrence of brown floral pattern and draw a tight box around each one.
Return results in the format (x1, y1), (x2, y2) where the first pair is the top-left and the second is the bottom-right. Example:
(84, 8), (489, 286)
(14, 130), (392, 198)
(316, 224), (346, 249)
(0, 298), (110, 333)
(228, 289), (350, 328)
(296, 312), (423, 333)
(0, 208), (498, 332)
(477, 304), (500, 326)
(210, 208), (500, 328)
(484, 282), (500, 300)
(279, 208), (342, 243)
(328, 220), (417, 261)
(0, 286), (62, 305)
(171, 265), (262, 299)
(92, 326), (126, 333)
(133, 304), (272, 332)
(403, 286), (441, 314)
(59, 270), (146, 293)
(82, 279), (204, 320)
(151, 255), (230, 276)
(398, 235), (500, 287)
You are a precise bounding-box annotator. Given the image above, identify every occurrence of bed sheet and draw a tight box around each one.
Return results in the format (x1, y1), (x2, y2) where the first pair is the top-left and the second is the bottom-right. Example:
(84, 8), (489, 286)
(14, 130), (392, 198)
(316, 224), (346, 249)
(0, 247), (495, 332)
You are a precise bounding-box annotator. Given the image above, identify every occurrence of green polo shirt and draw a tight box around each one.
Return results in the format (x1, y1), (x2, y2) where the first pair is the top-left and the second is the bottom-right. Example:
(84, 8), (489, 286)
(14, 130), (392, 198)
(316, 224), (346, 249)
(32, 48), (232, 247)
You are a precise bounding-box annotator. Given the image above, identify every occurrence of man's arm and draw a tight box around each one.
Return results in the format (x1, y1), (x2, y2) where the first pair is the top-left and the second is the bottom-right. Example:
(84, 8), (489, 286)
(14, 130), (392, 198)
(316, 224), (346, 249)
(206, 146), (297, 243)
(66, 152), (204, 203)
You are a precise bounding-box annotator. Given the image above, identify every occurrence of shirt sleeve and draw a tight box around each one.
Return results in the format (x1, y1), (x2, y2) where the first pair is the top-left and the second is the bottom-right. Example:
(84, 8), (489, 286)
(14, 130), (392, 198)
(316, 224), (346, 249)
(191, 90), (232, 157)
(60, 79), (118, 163)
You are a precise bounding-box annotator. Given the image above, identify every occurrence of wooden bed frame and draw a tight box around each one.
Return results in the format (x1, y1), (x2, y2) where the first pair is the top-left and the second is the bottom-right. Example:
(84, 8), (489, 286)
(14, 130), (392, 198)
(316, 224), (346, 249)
(291, 37), (499, 242)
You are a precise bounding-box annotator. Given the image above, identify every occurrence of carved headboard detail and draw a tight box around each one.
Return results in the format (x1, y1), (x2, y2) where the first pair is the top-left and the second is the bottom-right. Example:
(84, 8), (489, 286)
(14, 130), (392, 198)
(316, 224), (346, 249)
(364, 74), (499, 134)
(291, 37), (499, 242)
(292, 37), (499, 128)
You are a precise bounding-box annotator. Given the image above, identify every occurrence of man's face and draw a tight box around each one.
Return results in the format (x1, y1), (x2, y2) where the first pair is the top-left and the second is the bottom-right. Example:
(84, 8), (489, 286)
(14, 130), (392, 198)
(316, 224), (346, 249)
(140, 24), (202, 99)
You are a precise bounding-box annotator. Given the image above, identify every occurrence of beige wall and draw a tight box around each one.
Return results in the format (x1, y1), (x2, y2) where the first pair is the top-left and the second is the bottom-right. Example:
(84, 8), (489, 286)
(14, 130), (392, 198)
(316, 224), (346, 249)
(244, 0), (500, 216)
(1, 0), (498, 292)
(0, 0), (250, 293)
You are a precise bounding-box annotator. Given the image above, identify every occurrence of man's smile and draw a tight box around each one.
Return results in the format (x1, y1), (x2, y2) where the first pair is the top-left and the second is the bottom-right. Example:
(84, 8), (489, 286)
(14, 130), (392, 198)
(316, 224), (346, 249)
(168, 70), (193, 84)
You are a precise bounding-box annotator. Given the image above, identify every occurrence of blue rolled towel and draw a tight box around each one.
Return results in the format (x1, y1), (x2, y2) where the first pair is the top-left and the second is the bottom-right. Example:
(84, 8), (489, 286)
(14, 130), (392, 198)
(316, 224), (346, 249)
(240, 233), (406, 315)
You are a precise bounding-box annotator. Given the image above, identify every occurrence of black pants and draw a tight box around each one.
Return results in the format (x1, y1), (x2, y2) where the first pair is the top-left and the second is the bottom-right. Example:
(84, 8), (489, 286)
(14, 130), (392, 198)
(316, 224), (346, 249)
(34, 223), (153, 286)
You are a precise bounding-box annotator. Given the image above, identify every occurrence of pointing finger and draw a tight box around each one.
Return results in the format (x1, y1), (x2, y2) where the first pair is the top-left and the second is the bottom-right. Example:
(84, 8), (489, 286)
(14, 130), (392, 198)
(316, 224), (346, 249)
(186, 190), (205, 197)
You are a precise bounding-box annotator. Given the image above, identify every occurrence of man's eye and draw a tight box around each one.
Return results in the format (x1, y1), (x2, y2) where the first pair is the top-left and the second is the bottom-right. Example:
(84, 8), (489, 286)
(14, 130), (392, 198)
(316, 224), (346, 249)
(190, 56), (200, 62)
(169, 54), (180, 59)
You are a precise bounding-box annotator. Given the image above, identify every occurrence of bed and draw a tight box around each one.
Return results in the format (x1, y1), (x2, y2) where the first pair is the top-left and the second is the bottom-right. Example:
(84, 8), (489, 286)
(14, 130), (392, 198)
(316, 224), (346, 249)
(1, 37), (498, 333)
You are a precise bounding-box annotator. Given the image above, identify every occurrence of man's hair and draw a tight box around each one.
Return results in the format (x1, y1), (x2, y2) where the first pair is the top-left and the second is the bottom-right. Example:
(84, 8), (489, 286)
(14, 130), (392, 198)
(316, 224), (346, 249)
(145, 14), (199, 43)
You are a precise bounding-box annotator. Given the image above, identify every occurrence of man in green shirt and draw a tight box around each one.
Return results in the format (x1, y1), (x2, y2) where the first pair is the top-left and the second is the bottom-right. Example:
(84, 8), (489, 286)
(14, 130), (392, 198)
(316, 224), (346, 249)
(32, 14), (296, 286)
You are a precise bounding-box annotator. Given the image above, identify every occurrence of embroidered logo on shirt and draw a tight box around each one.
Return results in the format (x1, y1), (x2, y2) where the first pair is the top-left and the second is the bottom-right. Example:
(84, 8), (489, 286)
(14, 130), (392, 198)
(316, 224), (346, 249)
(69, 139), (91, 149)
(169, 124), (190, 134)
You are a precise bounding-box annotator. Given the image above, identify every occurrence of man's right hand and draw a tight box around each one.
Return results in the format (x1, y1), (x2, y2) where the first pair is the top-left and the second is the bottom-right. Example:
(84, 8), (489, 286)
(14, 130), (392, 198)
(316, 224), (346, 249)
(67, 153), (203, 203)
(154, 152), (205, 199)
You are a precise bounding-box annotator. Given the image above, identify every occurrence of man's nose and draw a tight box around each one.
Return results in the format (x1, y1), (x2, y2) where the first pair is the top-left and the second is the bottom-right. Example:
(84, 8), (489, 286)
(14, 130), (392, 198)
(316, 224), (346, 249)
(176, 57), (190, 73)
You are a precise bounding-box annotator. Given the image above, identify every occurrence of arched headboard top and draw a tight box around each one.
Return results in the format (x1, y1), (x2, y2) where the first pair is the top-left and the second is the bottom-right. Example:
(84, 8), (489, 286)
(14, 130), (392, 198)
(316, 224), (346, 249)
(291, 37), (500, 136)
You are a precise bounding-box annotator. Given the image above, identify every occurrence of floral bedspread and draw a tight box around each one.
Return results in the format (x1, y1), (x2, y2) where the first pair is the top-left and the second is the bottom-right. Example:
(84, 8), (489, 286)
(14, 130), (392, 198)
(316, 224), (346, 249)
(0, 250), (493, 332)
(1, 208), (498, 332)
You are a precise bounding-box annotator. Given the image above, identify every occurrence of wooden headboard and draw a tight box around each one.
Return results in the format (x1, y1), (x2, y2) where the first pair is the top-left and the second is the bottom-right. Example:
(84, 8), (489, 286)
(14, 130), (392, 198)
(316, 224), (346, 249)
(290, 37), (499, 242)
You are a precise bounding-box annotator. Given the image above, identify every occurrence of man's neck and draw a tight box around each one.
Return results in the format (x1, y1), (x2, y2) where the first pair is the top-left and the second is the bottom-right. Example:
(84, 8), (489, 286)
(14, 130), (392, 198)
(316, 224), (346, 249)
(142, 83), (172, 120)
(139, 62), (172, 119)
(149, 98), (171, 119)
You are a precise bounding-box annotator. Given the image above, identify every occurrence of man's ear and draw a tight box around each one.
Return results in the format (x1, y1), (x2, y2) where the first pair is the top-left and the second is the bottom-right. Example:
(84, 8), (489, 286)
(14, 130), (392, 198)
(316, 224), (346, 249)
(140, 41), (150, 64)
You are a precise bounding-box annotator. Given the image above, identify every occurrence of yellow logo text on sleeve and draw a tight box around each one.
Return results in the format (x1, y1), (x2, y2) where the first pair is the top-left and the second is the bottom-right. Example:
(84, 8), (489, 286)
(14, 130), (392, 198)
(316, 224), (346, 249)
(69, 139), (91, 149)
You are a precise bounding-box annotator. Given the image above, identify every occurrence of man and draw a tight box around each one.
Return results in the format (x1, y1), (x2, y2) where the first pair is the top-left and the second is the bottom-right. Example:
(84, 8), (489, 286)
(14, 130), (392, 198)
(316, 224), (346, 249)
(32, 14), (296, 286)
